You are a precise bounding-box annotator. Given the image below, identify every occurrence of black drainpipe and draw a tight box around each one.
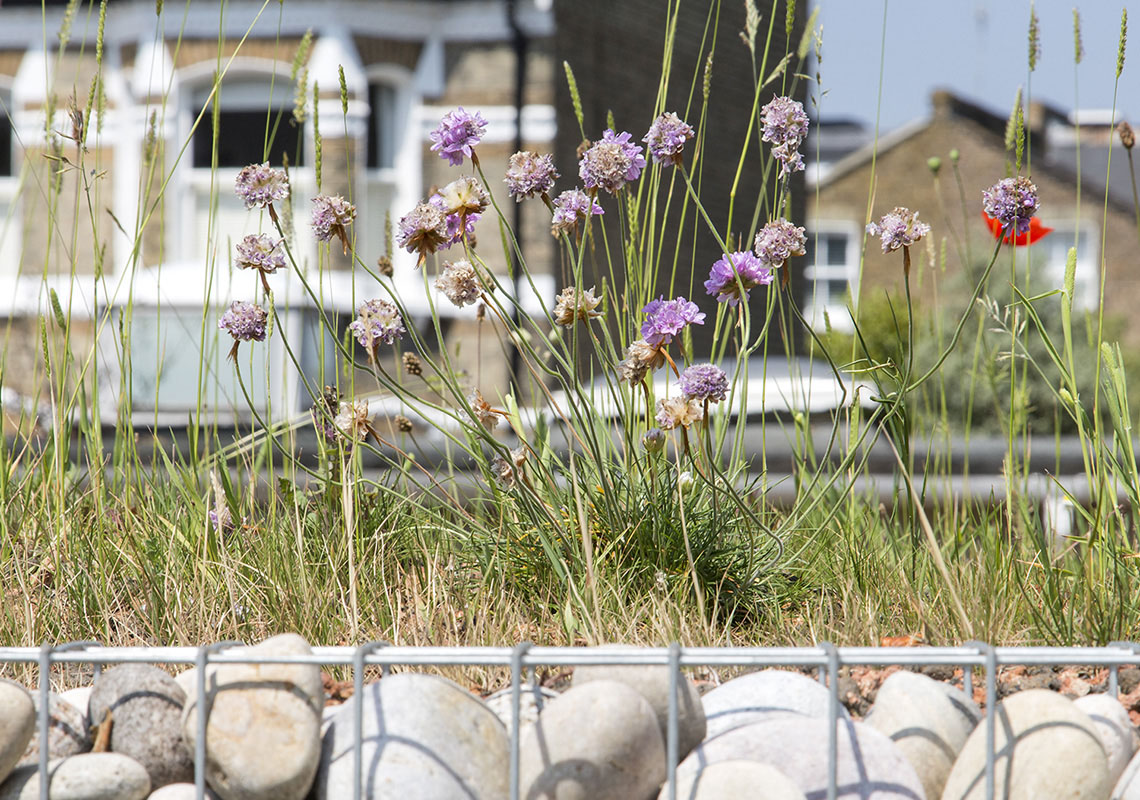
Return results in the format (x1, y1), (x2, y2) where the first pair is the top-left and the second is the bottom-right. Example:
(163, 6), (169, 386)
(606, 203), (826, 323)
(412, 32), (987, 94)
(506, 0), (527, 391)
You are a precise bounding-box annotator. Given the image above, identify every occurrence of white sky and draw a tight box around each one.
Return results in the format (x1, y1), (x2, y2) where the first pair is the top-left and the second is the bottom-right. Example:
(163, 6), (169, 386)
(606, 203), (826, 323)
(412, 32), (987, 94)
(810, 1), (1135, 131)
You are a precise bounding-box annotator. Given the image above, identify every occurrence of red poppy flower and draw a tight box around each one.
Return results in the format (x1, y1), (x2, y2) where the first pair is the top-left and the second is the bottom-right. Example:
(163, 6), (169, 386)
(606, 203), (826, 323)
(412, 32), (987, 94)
(982, 212), (1053, 246)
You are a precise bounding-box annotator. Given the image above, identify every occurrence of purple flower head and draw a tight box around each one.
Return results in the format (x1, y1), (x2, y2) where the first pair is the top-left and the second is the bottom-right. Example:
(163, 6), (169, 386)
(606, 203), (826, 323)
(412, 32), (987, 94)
(505, 151), (560, 201)
(348, 298), (405, 350)
(655, 396), (704, 430)
(234, 162), (289, 209)
(982, 176), (1040, 235)
(551, 189), (604, 235)
(760, 96), (810, 178)
(866, 207), (931, 254)
(218, 301), (267, 342)
(428, 190), (482, 250)
(311, 195), (356, 252)
(235, 234), (285, 275)
(643, 112), (695, 167)
(429, 107), (488, 166)
(753, 219), (807, 269)
(704, 251), (774, 306)
(397, 202), (450, 265)
(578, 129), (646, 194)
(640, 296), (705, 347)
(679, 364), (729, 403)
(642, 427), (666, 453)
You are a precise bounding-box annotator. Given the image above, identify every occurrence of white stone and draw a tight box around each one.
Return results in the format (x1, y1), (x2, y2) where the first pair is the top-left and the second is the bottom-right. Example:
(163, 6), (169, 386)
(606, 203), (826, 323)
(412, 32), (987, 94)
(146, 784), (221, 800)
(316, 673), (508, 800)
(658, 759), (806, 800)
(484, 684), (558, 731)
(700, 669), (848, 738)
(0, 680), (34, 786)
(520, 680), (664, 800)
(1075, 694), (1136, 786)
(0, 753), (151, 800)
(678, 717), (925, 800)
(59, 687), (92, 724)
(181, 633), (323, 800)
(864, 670), (980, 799)
(943, 689), (1110, 799)
(18, 693), (90, 766)
(573, 649), (706, 761)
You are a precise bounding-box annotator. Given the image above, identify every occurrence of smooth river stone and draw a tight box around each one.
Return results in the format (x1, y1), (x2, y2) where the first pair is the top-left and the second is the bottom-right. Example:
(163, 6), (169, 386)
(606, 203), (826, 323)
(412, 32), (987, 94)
(573, 648), (706, 761)
(18, 692), (91, 766)
(146, 784), (221, 800)
(700, 669), (848, 738)
(88, 664), (193, 789)
(181, 633), (323, 800)
(1074, 693), (1136, 786)
(864, 670), (981, 799)
(0, 753), (151, 800)
(942, 689), (1110, 800)
(484, 684), (559, 731)
(316, 673), (508, 800)
(677, 717), (925, 800)
(0, 680), (34, 785)
(520, 679), (665, 800)
(658, 759), (806, 800)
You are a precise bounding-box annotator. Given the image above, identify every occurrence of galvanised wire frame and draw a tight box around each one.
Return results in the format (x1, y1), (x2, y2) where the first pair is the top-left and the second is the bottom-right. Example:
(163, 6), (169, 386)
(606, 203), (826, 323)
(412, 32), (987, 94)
(3, 642), (1140, 800)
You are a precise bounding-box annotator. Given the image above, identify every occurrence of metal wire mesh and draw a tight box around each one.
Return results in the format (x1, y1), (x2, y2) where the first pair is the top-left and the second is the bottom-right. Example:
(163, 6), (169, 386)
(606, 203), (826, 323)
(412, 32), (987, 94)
(3, 641), (1139, 800)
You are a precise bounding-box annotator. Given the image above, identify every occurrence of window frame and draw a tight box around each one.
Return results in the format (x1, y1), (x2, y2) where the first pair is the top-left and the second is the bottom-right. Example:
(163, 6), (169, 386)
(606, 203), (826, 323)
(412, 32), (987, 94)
(803, 221), (861, 332)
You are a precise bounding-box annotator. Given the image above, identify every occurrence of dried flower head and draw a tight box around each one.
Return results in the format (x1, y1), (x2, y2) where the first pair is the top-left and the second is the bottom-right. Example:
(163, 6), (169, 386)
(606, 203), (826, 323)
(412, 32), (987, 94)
(403, 352), (423, 376)
(679, 364), (729, 403)
(551, 188), (604, 236)
(982, 176), (1040, 235)
(429, 107), (488, 166)
(643, 111), (695, 167)
(505, 151), (559, 201)
(467, 388), (500, 431)
(208, 471), (234, 533)
(760, 95), (809, 177)
(655, 395), (705, 430)
(348, 299), (405, 350)
(433, 175), (490, 218)
(617, 338), (667, 385)
(377, 254), (394, 277)
(334, 399), (372, 442)
(235, 234), (285, 294)
(553, 286), (603, 326)
(490, 447), (527, 490)
(753, 219), (807, 269)
(234, 162), (289, 209)
(397, 202), (450, 265)
(311, 195), (357, 253)
(578, 129), (646, 194)
(640, 296), (705, 347)
(704, 251), (773, 306)
(1119, 120), (1136, 149)
(866, 207), (931, 254)
(435, 259), (483, 307)
(394, 414), (414, 433)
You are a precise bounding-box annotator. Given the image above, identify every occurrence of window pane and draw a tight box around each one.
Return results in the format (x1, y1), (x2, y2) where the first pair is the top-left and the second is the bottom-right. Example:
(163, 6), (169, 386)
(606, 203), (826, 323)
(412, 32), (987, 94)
(192, 109), (303, 168)
(367, 83), (397, 170)
(825, 234), (847, 265)
(0, 101), (10, 177)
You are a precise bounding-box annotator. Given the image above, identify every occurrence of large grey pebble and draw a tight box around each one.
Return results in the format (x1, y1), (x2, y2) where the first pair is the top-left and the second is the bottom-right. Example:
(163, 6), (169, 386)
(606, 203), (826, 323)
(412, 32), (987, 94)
(0, 752), (150, 800)
(146, 784), (221, 799)
(484, 684), (559, 730)
(573, 649), (706, 761)
(316, 673), (507, 799)
(1113, 748), (1140, 799)
(943, 689), (1110, 799)
(658, 759), (806, 800)
(700, 669), (848, 738)
(182, 633), (323, 800)
(0, 680), (34, 785)
(89, 664), (193, 789)
(18, 693), (90, 766)
(677, 717), (925, 799)
(520, 679), (664, 800)
(864, 670), (980, 799)
(1075, 694), (1136, 786)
